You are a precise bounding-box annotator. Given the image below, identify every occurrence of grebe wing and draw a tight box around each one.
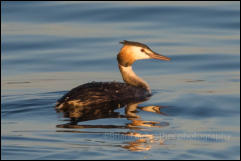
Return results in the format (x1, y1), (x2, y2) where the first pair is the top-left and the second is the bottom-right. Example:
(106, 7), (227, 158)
(56, 82), (150, 109)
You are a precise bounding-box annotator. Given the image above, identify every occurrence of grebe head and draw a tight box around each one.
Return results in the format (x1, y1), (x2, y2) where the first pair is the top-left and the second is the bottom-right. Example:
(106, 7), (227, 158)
(117, 40), (170, 67)
(117, 40), (171, 93)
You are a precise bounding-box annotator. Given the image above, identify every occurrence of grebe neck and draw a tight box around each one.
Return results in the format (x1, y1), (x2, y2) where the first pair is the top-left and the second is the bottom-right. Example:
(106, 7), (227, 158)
(118, 64), (151, 93)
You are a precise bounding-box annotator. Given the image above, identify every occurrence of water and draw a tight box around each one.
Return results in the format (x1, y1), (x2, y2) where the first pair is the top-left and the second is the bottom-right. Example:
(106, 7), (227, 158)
(1, 1), (240, 160)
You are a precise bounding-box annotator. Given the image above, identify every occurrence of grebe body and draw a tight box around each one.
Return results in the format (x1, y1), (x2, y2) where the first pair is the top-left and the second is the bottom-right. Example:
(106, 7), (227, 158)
(56, 40), (170, 109)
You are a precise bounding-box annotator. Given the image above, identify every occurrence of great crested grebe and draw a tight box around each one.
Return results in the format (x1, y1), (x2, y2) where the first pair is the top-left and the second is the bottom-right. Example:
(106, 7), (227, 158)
(56, 40), (170, 109)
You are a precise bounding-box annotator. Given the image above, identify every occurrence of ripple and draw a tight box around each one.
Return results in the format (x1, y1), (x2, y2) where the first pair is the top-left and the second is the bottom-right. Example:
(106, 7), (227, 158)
(1, 1), (240, 160)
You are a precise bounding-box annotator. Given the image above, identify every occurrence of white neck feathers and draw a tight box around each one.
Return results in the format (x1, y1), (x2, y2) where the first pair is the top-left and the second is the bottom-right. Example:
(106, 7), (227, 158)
(118, 64), (151, 93)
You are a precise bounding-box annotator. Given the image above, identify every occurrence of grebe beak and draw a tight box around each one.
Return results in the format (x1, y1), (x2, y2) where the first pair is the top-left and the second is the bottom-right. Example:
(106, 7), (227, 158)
(148, 51), (171, 61)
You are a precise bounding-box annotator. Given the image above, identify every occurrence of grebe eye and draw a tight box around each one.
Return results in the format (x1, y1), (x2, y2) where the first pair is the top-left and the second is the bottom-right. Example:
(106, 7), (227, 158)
(141, 49), (145, 52)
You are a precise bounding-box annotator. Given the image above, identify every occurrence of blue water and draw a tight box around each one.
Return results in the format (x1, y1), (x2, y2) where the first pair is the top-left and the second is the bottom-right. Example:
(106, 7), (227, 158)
(1, 1), (240, 160)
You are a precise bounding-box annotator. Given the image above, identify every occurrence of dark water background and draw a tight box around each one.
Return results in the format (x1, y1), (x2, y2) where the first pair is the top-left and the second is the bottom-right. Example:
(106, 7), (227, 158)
(1, 1), (240, 160)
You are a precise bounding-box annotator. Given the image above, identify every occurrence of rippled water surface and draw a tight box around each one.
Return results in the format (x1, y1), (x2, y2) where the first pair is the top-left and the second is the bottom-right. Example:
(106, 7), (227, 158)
(1, 1), (240, 160)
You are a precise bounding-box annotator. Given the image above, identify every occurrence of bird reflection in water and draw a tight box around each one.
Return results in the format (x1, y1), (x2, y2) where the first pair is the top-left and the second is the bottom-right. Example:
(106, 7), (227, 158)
(56, 97), (169, 152)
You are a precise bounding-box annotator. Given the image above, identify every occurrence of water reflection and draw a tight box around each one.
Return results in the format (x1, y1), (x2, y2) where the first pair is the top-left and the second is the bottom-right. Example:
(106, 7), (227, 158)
(121, 132), (165, 152)
(56, 98), (169, 151)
